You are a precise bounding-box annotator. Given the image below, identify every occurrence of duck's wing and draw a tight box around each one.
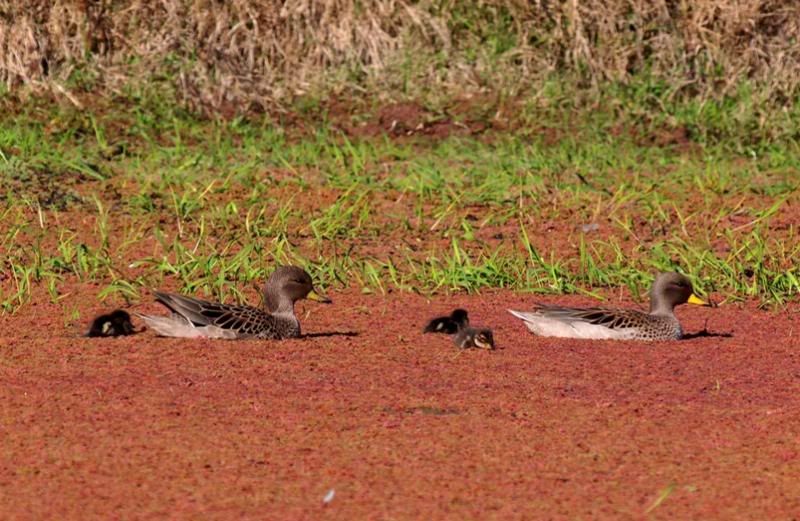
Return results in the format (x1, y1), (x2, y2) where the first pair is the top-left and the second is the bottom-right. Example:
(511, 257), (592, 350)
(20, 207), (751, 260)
(452, 327), (472, 348)
(508, 305), (648, 339)
(149, 291), (275, 338)
(528, 304), (646, 329)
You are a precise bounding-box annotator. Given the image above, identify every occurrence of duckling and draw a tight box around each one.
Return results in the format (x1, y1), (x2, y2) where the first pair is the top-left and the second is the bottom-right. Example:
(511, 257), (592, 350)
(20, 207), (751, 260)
(423, 308), (469, 334)
(137, 266), (331, 339)
(454, 326), (495, 350)
(508, 272), (712, 341)
(86, 309), (136, 337)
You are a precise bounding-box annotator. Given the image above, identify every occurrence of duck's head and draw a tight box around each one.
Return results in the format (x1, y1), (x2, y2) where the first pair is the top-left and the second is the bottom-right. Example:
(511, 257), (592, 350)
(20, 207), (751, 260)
(264, 266), (331, 311)
(472, 328), (495, 350)
(650, 272), (710, 314)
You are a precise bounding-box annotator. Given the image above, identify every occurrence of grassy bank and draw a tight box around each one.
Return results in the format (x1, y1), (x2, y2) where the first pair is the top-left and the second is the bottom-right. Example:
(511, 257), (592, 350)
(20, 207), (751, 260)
(1, 2), (799, 314)
(1, 88), (798, 314)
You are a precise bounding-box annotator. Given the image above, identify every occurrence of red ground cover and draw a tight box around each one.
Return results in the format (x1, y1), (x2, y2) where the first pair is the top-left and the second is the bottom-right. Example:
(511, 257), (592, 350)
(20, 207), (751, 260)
(2, 289), (799, 519)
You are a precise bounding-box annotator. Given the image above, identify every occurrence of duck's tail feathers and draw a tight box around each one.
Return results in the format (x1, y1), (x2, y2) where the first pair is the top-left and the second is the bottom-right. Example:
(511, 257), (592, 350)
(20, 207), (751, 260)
(153, 291), (214, 326)
(507, 309), (536, 322)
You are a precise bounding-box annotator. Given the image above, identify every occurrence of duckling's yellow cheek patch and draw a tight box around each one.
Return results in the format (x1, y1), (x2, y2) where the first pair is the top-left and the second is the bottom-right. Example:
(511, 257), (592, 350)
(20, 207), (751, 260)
(475, 339), (493, 350)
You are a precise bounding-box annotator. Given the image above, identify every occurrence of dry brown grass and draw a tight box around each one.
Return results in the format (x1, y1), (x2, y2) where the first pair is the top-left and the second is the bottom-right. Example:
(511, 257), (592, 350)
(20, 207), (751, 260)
(1, 0), (799, 113)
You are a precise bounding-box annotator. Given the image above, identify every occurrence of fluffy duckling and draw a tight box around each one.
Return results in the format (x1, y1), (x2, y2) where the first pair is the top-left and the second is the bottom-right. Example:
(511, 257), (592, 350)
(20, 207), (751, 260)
(454, 326), (495, 350)
(86, 309), (136, 337)
(423, 308), (469, 334)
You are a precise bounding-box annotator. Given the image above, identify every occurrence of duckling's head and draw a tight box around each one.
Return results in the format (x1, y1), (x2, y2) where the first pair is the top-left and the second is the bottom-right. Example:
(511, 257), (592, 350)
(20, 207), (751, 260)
(472, 328), (495, 350)
(450, 308), (469, 328)
(108, 309), (136, 335)
(264, 266), (331, 311)
(649, 272), (709, 314)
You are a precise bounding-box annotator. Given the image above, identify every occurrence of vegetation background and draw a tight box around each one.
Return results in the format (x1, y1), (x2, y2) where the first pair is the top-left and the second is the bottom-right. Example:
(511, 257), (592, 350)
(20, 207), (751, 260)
(4, 1), (800, 119)
(2, 0), (800, 314)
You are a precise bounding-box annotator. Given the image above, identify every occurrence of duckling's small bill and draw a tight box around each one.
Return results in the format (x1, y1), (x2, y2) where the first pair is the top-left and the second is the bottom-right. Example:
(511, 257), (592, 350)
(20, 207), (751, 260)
(473, 334), (494, 350)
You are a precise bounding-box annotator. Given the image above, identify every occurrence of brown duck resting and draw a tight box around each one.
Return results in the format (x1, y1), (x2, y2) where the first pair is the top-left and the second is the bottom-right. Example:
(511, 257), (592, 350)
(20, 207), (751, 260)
(508, 272), (711, 341)
(137, 266), (331, 339)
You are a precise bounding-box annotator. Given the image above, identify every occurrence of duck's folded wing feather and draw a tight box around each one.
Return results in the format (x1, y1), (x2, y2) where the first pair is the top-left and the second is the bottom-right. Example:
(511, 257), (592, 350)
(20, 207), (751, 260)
(520, 304), (647, 330)
(533, 305), (623, 328)
(154, 291), (268, 333)
(508, 307), (644, 339)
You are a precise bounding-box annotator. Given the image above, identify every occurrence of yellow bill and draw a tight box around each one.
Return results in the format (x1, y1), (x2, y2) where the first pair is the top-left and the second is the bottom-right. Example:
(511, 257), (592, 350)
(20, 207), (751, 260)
(307, 288), (332, 303)
(687, 293), (710, 306)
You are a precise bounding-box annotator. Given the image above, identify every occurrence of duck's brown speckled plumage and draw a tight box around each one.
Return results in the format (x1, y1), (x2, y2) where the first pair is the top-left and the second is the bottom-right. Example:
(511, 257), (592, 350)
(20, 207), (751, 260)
(517, 304), (683, 340)
(151, 292), (301, 339)
(138, 266), (330, 340)
(508, 272), (711, 341)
